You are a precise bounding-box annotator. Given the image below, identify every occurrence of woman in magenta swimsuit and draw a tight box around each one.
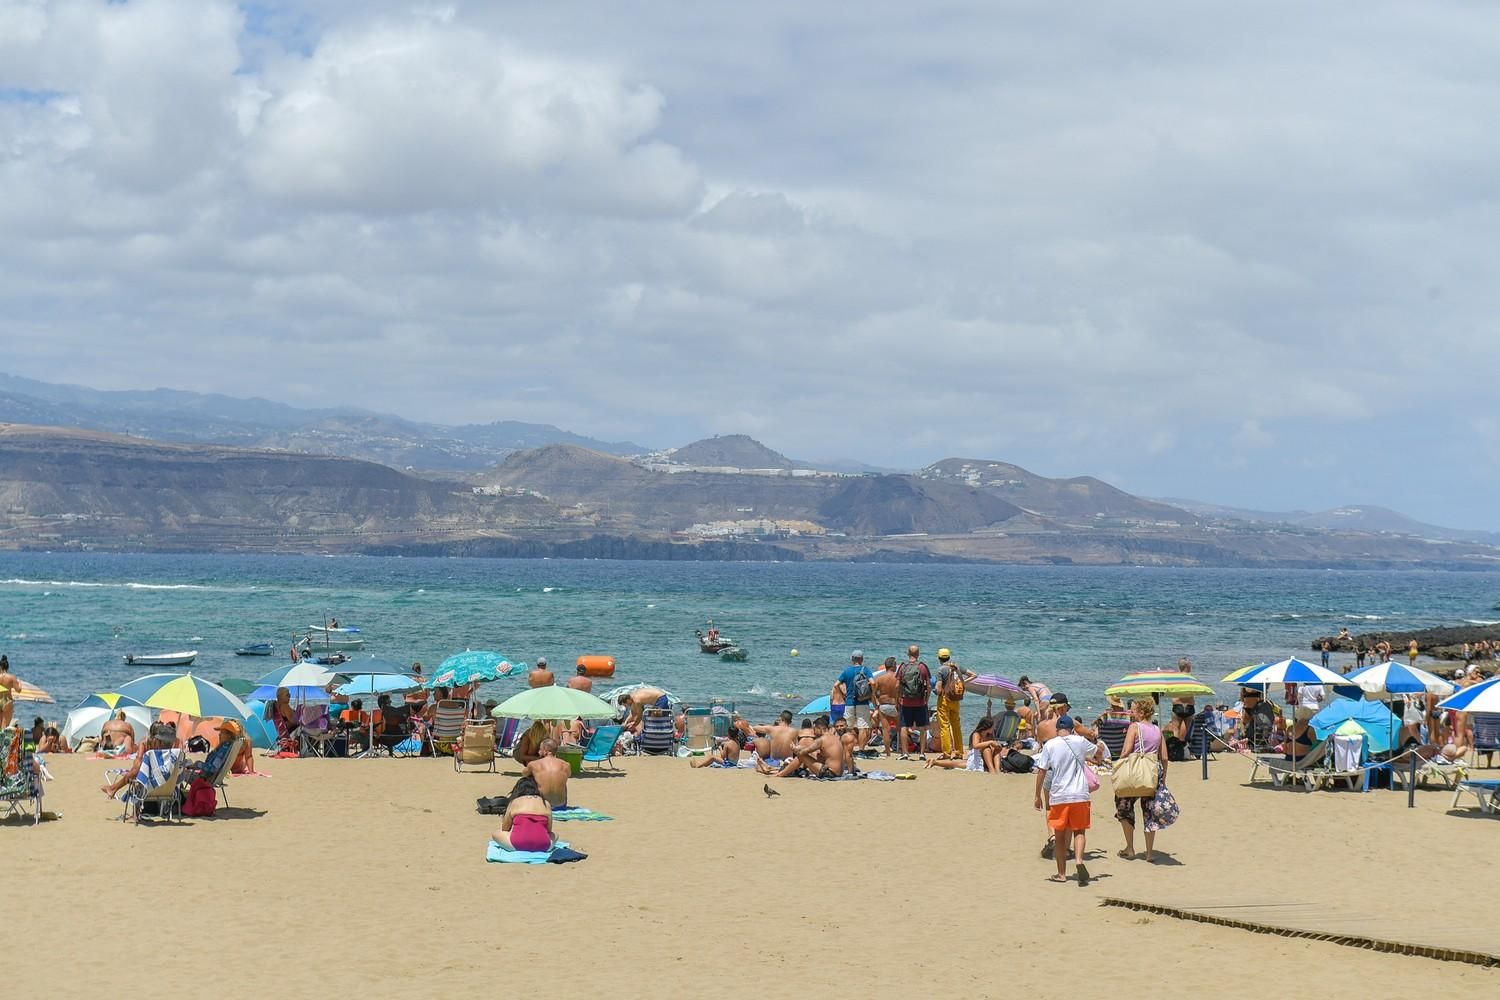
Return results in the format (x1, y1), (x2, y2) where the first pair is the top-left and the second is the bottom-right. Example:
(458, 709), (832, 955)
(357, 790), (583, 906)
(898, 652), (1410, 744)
(492, 776), (554, 853)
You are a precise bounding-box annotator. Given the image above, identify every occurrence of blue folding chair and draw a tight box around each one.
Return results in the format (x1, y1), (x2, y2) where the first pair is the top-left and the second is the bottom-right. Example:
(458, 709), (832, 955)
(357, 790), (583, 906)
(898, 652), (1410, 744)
(582, 725), (624, 770)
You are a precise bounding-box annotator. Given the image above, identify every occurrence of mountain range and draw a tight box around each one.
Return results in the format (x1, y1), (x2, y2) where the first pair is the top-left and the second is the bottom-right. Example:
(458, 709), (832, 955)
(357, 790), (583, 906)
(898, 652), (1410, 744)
(0, 371), (1496, 565)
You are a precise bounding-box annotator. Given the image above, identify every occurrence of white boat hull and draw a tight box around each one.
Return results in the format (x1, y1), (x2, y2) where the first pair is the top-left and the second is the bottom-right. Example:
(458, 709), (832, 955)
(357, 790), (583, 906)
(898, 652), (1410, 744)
(301, 635), (365, 651)
(123, 651), (198, 667)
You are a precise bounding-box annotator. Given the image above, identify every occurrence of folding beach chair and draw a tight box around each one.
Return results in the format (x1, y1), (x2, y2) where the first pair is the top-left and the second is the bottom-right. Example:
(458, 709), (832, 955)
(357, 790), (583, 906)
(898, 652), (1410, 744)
(683, 709), (714, 755)
(1392, 753), (1467, 791)
(1097, 719), (1129, 760)
(1471, 714), (1500, 768)
(428, 700), (467, 756)
(993, 710), (1021, 746)
(1308, 734), (1365, 791)
(296, 705), (337, 758)
(203, 738), (245, 807)
(0, 729), (44, 824)
(637, 708), (677, 755)
(455, 720), (497, 773)
(1451, 778), (1500, 814)
(122, 749), (185, 824)
(582, 725), (624, 770)
(495, 717), (522, 757)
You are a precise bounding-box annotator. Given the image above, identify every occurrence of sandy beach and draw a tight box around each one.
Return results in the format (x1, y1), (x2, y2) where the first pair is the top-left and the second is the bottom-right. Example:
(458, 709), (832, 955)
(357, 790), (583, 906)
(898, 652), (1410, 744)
(6, 749), (1499, 996)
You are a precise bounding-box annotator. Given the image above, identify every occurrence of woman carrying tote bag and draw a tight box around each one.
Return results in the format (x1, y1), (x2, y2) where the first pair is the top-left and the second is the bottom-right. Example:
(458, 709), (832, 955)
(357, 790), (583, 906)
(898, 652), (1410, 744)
(1113, 698), (1170, 861)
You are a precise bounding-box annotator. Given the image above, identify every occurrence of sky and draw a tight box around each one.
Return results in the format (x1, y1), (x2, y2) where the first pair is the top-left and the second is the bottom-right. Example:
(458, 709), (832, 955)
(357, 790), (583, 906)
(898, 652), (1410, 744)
(2, 1), (1498, 529)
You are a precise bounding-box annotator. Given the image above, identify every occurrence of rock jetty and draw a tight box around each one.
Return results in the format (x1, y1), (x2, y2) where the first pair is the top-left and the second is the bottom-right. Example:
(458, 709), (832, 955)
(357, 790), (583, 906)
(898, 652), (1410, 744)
(1311, 624), (1500, 662)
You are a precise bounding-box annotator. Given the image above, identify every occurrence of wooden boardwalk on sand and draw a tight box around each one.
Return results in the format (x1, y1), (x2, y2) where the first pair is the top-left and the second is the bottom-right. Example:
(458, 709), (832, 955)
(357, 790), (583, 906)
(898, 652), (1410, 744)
(1102, 897), (1500, 968)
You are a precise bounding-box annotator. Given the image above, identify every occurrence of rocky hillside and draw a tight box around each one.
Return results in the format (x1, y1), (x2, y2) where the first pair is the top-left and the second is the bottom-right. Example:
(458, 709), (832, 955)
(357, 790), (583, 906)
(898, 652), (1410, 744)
(921, 458), (1194, 524)
(667, 434), (799, 469)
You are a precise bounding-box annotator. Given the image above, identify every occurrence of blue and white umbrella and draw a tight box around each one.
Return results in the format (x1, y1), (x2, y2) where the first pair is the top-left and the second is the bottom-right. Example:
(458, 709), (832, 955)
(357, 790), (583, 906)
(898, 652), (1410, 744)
(336, 673), (420, 697)
(1344, 661), (1456, 698)
(1437, 676), (1500, 714)
(252, 662), (343, 702)
(1233, 657), (1349, 688)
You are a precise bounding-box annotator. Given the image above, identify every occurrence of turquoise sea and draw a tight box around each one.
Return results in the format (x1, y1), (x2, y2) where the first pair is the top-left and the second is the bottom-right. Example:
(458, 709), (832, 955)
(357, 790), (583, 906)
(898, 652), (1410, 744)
(3, 552), (1497, 725)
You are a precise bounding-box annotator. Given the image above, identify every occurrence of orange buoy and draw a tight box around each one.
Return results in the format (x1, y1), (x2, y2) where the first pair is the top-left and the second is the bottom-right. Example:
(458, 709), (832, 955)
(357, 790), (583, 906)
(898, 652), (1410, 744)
(576, 655), (616, 678)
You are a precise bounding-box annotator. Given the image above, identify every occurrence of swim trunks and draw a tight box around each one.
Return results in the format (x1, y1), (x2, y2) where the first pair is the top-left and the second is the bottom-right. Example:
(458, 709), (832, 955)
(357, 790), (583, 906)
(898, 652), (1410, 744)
(899, 705), (929, 728)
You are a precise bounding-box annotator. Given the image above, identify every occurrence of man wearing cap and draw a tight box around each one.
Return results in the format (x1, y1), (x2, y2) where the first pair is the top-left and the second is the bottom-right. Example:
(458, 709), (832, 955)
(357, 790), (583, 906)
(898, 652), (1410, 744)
(836, 651), (875, 751)
(1033, 714), (1097, 886)
(529, 658), (554, 688)
(933, 649), (977, 760)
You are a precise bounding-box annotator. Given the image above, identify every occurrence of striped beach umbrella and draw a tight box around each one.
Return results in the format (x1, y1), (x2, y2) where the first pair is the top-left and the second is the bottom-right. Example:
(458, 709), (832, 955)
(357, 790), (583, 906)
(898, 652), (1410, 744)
(251, 662), (342, 702)
(1344, 661), (1456, 697)
(15, 680), (54, 704)
(63, 702), (152, 746)
(1437, 676), (1500, 714)
(71, 692), (144, 712)
(1105, 671), (1215, 698)
(115, 672), (254, 720)
(1232, 657), (1348, 688)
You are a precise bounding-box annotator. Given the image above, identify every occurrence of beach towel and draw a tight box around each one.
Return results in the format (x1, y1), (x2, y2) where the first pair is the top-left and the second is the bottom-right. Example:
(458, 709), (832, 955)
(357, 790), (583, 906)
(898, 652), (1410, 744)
(553, 805), (613, 821)
(865, 771), (897, 781)
(119, 749), (181, 807)
(485, 840), (587, 864)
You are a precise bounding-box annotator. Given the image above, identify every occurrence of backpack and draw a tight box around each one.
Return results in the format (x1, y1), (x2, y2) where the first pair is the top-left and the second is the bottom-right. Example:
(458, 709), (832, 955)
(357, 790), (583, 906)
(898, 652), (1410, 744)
(181, 778), (217, 817)
(1001, 749), (1034, 773)
(899, 662), (928, 701)
(851, 670), (873, 703)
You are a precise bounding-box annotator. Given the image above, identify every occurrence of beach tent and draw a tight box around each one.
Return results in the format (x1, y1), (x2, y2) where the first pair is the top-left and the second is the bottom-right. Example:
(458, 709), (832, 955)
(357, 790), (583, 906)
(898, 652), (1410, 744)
(1309, 696), (1400, 755)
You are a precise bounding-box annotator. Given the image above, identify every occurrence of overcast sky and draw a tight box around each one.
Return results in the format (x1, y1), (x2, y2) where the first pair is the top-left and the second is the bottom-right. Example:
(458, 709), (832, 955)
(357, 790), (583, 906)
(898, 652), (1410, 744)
(2, 1), (1497, 528)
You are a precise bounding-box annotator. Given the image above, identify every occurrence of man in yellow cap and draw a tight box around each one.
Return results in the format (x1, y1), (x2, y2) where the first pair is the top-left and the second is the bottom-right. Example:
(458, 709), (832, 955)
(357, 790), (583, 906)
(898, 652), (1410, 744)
(934, 649), (977, 760)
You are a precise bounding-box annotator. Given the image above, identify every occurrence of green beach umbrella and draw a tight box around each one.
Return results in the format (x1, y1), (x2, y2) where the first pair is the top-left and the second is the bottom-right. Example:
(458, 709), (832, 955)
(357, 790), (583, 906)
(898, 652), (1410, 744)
(218, 678), (258, 697)
(491, 686), (615, 722)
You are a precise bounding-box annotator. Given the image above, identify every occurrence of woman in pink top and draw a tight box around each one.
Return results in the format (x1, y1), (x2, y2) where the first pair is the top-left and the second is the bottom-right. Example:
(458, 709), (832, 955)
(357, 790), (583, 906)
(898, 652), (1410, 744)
(1114, 698), (1168, 861)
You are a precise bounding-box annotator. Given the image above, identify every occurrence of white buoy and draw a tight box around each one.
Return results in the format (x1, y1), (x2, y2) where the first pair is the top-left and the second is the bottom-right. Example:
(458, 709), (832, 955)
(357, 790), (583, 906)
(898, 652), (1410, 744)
(790, 648), (799, 657)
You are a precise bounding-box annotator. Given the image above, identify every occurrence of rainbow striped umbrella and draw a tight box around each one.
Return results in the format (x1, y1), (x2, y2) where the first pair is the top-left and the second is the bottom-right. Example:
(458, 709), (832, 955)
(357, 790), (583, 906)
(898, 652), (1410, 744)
(15, 680), (54, 704)
(115, 672), (254, 720)
(1105, 671), (1215, 698)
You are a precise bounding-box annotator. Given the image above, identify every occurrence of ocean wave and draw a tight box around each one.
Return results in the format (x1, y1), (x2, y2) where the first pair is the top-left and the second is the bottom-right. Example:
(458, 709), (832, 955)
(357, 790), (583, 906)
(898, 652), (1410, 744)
(543, 587), (559, 593)
(1465, 619), (1500, 627)
(0, 577), (243, 593)
(1345, 614), (1385, 621)
(746, 684), (767, 695)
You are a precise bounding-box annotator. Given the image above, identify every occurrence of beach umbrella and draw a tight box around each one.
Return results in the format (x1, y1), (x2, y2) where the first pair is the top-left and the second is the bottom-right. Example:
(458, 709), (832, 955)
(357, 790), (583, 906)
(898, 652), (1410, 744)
(1309, 696), (1400, 755)
(427, 650), (521, 689)
(967, 674), (1024, 699)
(241, 711), (277, 750)
(251, 662), (342, 702)
(1232, 657), (1349, 688)
(797, 695), (832, 716)
(62, 702), (152, 746)
(334, 655), (413, 675)
(115, 672), (254, 721)
(491, 686), (615, 721)
(335, 674), (419, 697)
(1344, 662), (1455, 699)
(219, 678), (257, 697)
(1436, 676), (1500, 714)
(15, 680), (54, 704)
(1221, 665), (1265, 685)
(71, 692), (144, 712)
(1105, 672), (1215, 698)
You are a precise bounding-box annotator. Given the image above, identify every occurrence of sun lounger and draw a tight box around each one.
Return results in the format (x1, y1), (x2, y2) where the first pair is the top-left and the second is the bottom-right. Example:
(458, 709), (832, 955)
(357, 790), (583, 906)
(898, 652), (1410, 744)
(1248, 741), (1330, 789)
(582, 724), (624, 769)
(455, 720), (497, 773)
(1451, 778), (1500, 814)
(1392, 755), (1467, 791)
(682, 709), (714, 755)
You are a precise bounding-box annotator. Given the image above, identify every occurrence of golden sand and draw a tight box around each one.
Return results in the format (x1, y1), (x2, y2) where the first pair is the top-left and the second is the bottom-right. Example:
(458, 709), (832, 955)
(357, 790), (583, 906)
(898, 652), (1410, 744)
(9, 751), (1500, 997)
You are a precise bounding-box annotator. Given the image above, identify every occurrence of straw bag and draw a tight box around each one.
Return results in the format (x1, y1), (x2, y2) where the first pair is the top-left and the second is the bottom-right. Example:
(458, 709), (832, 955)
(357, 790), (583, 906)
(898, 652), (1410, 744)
(1113, 752), (1160, 798)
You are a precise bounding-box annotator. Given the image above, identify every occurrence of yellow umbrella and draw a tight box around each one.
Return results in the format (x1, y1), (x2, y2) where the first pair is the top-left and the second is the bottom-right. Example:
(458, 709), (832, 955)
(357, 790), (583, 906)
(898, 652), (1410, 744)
(15, 680), (54, 704)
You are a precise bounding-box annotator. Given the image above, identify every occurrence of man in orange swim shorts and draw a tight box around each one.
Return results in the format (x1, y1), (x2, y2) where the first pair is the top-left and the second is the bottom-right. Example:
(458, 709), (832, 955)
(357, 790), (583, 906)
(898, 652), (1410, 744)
(1033, 715), (1095, 886)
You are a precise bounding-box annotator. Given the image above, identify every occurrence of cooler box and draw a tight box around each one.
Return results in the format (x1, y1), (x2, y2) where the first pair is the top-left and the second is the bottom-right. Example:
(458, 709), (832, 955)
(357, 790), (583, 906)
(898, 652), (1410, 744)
(557, 744), (584, 775)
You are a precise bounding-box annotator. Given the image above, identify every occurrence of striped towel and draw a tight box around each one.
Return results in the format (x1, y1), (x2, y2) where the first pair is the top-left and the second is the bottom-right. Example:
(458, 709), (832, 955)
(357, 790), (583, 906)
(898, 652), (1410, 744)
(553, 806), (613, 821)
(120, 749), (181, 806)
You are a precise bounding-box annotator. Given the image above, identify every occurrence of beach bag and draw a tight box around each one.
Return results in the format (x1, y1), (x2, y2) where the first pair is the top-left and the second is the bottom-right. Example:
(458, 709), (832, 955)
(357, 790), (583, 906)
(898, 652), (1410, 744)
(1146, 783), (1180, 830)
(1067, 738), (1100, 792)
(182, 779), (217, 817)
(1113, 752), (1160, 798)
(1001, 749), (1033, 773)
(898, 663), (928, 700)
(851, 671), (873, 703)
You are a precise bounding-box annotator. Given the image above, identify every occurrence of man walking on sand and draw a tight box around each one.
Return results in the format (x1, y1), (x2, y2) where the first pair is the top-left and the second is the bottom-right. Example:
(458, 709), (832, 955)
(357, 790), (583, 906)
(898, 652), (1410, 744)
(1034, 715), (1095, 886)
(897, 645), (932, 760)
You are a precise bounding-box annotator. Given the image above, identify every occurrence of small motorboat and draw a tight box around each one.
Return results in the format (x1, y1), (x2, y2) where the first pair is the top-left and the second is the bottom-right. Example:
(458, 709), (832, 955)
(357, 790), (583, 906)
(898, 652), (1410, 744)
(123, 650), (198, 667)
(696, 629), (736, 654)
(234, 642), (276, 657)
(303, 625), (366, 650)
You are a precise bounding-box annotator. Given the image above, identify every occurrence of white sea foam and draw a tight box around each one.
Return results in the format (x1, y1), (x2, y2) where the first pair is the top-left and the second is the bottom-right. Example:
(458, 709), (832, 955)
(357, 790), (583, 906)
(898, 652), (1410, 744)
(746, 684), (768, 695)
(1465, 619), (1500, 626)
(543, 587), (558, 593)
(0, 577), (237, 593)
(1345, 614), (1385, 620)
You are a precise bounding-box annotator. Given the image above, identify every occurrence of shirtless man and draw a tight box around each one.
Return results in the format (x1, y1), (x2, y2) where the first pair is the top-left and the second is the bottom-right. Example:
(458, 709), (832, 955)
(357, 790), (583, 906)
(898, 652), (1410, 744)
(871, 657), (900, 755)
(567, 666), (593, 693)
(0, 654), (20, 730)
(99, 710), (137, 754)
(690, 734), (743, 768)
(621, 687), (666, 733)
(751, 712), (797, 763)
(1035, 693), (1096, 744)
(772, 718), (847, 778)
(522, 739), (572, 807)
(529, 658), (554, 688)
